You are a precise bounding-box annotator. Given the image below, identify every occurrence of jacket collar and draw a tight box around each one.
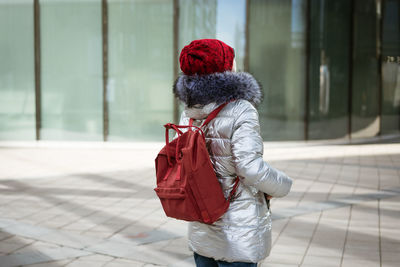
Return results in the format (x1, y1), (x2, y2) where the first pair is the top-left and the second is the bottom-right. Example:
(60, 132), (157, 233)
(173, 71), (263, 108)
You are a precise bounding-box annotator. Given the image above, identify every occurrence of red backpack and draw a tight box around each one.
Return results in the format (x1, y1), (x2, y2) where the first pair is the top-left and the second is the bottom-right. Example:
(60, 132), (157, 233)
(154, 103), (239, 224)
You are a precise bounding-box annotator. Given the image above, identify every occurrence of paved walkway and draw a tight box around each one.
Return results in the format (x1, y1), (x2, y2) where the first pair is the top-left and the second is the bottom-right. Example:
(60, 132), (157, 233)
(0, 141), (399, 267)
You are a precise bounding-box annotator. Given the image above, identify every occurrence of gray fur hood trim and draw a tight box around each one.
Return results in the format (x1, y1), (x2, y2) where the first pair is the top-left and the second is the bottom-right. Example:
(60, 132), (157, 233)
(173, 71), (263, 108)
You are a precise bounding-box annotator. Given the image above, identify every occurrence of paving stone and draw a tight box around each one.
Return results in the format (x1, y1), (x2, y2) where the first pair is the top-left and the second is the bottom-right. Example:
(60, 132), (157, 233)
(86, 240), (164, 265)
(0, 142), (400, 266)
(160, 237), (190, 254)
(306, 246), (343, 257)
(23, 259), (74, 267)
(65, 259), (106, 267)
(36, 220), (72, 229)
(344, 240), (379, 251)
(301, 255), (341, 266)
(343, 247), (380, 261)
(62, 222), (97, 232)
(81, 230), (114, 239)
(0, 219), (15, 229)
(156, 220), (188, 237)
(14, 241), (61, 254)
(0, 246), (91, 267)
(0, 236), (35, 254)
(23, 212), (61, 223)
(271, 244), (307, 256)
(271, 187), (400, 220)
(3, 219), (98, 248)
(0, 232), (13, 241)
(76, 254), (115, 262)
(102, 258), (145, 267)
(262, 264), (301, 267)
(168, 256), (194, 267)
(381, 241), (400, 252)
(382, 262), (400, 267)
(110, 229), (180, 246)
(341, 258), (381, 267)
(263, 252), (304, 265)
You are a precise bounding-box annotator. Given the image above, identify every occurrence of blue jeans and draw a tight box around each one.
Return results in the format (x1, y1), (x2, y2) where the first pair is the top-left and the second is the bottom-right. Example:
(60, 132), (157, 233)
(194, 252), (257, 267)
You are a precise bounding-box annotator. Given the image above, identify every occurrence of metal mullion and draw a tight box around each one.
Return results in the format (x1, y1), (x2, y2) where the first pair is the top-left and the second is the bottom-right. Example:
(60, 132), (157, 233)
(377, 0), (384, 135)
(304, 0), (311, 141)
(173, 0), (180, 124)
(34, 0), (41, 140)
(348, 0), (355, 139)
(398, 0), (400, 133)
(244, 0), (250, 72)
(102, 0), (109, 141)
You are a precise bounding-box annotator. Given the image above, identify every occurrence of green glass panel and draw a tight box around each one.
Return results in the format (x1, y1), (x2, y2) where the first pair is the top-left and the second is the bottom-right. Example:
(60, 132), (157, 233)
(178, 0), (246, 116)
(381, 0), (400, 134)
(40, 0), (103, 141)
(0, 1), (35, 140)
(179, 0), (246, 71)
(107, 0), (173, 141)
(249, 0), (306, 140)
(216, 0), (246, 71)
(309, 0), (351, 140)
(179, 0), (217, 50)
(351, 0), (380, 139)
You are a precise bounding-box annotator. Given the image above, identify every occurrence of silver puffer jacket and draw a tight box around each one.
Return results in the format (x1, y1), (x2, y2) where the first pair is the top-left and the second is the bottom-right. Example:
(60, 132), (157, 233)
(174, 71), (293, 263)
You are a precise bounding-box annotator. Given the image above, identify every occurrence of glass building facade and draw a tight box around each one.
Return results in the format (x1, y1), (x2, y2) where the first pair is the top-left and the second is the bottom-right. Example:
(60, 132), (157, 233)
(1, 0), (399, 142)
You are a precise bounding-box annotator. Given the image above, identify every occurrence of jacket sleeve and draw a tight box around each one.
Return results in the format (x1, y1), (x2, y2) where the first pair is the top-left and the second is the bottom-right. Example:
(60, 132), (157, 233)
(174, 112), (186, 139)
(231, 102), (292, 197)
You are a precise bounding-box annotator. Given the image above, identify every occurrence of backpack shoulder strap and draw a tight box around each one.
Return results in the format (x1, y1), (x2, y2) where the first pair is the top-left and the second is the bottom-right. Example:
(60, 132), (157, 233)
(201, 102), (229, 127)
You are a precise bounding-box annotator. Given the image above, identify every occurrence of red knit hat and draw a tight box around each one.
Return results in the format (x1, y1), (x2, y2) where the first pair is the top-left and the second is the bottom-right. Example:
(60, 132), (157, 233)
(179, 39), (235, 75)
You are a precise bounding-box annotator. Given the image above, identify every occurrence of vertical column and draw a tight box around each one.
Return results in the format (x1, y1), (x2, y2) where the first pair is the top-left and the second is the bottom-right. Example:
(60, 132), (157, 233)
(173, 0), (180, 123)
(308, 0), (351, 140)
(351, 0), (380, 139)
(34, 0), (41, 140)
(305, 0), (311, 140)
(380, 0), (400, 134)
(102, 0), (109, 141)
(348, 0), (354, 139)
(244, 0), (250, 72)
(377, 0), (383, 135)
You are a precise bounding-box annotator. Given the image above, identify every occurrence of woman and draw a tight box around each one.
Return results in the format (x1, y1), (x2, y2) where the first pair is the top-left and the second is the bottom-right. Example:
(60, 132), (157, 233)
(174, 39), (293, 267)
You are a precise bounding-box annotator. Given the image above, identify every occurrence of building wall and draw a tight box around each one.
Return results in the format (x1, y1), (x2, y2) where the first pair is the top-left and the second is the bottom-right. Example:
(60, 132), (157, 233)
(0, 0), (399, 142)
(0, 1), (35, 140)
(249, 0), (307, 140)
